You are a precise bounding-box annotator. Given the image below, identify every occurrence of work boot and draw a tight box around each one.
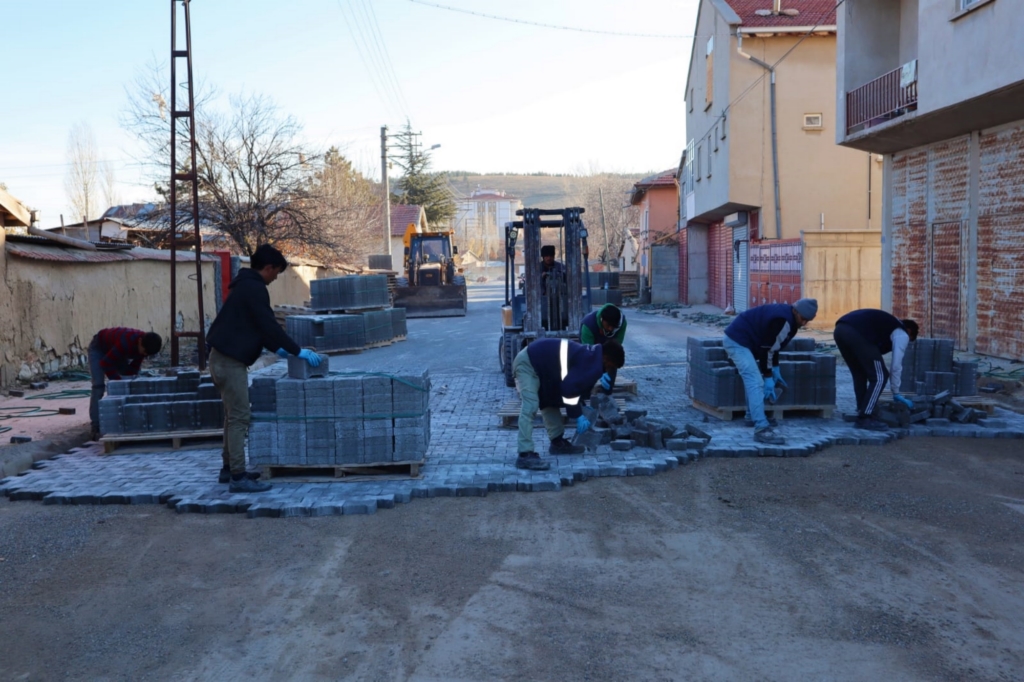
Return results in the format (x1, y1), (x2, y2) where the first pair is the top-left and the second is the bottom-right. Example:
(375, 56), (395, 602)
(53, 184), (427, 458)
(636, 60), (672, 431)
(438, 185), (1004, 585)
(855, 417), (889, 431)
(219, 467), (262, 484)
(549, 436), (585, 455)
(753, 427), (786, 445)
(515, 452), (551, 471)
(229, 476), (272, 493)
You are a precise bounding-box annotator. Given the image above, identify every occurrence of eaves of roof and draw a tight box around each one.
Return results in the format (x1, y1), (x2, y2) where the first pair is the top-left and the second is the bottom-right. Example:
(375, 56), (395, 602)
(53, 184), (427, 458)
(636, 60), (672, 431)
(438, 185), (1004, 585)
(5, 241), (219, 264)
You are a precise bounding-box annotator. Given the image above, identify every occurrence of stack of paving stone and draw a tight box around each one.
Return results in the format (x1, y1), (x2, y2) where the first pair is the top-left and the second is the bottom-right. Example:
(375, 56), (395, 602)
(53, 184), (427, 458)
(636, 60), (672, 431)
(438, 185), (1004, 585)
(900, 338), (978, 396)
(362, 309), (394, 346)
(247, 365), (431, 467)
(99, 371), (223, 435)
(686, 337), (835, 408)
(287, 314), (366, 351)
(391, 307), (407, 339)
(588, 272), (623, 307)
(310, 274), (390, 312)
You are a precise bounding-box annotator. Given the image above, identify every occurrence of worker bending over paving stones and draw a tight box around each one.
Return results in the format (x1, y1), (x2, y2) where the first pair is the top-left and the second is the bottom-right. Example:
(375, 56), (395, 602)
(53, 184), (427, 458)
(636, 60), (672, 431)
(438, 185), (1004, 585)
(88, 328), (163, 440)
(206, 244), (323, 493)
(833, 309), (919, 431)
(580, 303), (626, 394)
(512, 338), (626, 471)
(722, 298), (818, 445)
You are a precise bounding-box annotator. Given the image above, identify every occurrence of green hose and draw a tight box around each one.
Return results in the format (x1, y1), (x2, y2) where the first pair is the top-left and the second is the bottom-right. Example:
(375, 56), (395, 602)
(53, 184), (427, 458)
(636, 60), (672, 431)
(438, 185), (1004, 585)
(0, 406), (62, 419)
(24, 389), (91, 400)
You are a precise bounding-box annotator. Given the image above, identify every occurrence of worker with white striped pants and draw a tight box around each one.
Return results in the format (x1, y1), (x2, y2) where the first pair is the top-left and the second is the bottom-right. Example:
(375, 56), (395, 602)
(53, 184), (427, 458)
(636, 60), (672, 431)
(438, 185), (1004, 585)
(833, 309), (919, 431)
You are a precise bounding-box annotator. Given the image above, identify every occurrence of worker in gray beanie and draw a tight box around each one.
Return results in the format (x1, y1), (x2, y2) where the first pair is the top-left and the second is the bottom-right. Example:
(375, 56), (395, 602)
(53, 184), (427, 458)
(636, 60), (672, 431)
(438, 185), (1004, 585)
(722, 299), (818, 444)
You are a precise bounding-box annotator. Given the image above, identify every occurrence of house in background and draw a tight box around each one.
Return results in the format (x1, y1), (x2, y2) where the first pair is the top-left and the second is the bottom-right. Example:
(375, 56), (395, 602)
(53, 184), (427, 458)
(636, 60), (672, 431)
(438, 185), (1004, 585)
(837, 0), (1024, 360)
(680, 0), (882, 325)
(0, 186), (32, 232)
(453, 188), (523, 262)
(42, 203), (233, 250)
(629, 169), (679, 302)
(390, 203), (429, 263)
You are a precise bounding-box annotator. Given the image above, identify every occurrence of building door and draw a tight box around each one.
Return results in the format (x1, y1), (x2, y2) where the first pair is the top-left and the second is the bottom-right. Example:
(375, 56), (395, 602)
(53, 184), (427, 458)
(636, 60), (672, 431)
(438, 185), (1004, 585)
(733, 225), (748, 312)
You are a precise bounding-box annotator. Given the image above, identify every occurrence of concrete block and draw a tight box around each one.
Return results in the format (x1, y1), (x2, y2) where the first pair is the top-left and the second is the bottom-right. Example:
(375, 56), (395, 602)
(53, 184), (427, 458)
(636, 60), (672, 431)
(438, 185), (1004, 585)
(610, 440), (633, 451)
(686, 424), (713, 441)
(665, 438), (688, 451)
(288, 355), (330, 379)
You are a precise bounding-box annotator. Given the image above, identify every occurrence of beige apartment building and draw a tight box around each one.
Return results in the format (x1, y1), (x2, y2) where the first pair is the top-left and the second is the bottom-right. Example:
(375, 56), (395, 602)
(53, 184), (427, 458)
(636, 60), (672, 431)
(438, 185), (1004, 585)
(680, 0), (882, 325)
(837, 0), (1024, 360)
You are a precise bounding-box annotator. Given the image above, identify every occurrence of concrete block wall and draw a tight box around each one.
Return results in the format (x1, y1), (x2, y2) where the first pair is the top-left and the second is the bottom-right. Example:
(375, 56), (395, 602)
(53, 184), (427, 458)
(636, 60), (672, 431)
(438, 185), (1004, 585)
(310, 274), (389, 311)
(98, 371), (221, 435)
(901, 338), (977, 396)
(249, 370), (430, 467)
(686, 337), (836, 408)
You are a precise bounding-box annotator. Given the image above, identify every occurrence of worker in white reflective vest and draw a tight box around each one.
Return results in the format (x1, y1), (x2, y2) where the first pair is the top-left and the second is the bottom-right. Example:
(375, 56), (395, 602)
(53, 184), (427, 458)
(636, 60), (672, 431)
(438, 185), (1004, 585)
(511, 337), (625, 471)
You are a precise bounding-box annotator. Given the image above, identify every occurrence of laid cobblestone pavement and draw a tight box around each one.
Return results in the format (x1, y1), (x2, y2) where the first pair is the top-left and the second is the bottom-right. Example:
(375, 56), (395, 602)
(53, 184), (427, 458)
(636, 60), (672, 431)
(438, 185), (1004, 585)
(4, 296), (1023, 517)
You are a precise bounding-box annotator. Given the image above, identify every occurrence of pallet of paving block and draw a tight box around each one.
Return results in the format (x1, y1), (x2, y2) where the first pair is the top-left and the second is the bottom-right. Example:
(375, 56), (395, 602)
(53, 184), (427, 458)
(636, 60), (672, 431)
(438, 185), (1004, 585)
(273, 304), (313, 330)
(498, 397), (628, 428)
(690, 398), (834, 422)
(261, 459), (423, 480)
(100, 429), (223, 454)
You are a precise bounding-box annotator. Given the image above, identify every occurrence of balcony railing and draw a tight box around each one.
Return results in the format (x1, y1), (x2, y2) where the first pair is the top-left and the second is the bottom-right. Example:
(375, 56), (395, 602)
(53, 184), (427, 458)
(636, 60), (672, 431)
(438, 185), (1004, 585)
(846, 62), (918, 135)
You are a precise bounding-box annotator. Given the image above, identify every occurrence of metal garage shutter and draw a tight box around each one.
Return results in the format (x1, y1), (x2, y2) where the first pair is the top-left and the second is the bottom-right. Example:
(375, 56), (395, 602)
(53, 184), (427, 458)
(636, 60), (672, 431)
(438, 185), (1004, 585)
(733, 225), (748, 312)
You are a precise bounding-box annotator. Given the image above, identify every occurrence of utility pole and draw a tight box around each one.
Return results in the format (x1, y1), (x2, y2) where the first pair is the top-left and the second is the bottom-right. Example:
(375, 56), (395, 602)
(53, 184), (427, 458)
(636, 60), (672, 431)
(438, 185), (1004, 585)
(598, 187), (610, 266)
(381, 125), (391, 260)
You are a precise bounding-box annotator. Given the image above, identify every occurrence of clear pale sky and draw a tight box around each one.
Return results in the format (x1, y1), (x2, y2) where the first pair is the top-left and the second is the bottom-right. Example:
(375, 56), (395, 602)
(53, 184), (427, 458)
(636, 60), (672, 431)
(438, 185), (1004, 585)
(1, 0), (699, 227)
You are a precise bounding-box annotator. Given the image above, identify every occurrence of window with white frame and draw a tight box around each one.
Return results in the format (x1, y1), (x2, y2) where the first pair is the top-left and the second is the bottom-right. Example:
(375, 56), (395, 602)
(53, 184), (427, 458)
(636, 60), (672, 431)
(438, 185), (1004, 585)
(682, 139), (695, 195)
(696, 143), (702, 182)
(960, 0), (983, 9)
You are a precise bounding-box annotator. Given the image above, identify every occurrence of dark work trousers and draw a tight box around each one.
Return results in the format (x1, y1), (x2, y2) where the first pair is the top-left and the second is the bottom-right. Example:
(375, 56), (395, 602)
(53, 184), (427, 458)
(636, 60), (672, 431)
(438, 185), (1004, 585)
(87, 338), (106, 435)
(834, 322), (889, 417)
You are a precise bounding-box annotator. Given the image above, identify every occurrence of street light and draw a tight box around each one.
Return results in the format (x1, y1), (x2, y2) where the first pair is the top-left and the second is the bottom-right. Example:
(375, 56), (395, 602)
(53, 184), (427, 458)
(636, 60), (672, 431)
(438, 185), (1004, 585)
(429, 144), (441, 151)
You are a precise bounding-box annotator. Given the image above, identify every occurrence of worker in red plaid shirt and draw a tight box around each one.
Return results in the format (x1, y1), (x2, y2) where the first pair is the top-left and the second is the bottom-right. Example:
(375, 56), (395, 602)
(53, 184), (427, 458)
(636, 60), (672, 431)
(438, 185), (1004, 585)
(88, 327), (162, 439)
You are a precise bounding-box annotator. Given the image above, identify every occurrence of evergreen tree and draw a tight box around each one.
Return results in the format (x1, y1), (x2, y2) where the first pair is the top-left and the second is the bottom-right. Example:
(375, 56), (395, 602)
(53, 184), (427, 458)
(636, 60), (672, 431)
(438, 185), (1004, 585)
(390, 121), (456, 227)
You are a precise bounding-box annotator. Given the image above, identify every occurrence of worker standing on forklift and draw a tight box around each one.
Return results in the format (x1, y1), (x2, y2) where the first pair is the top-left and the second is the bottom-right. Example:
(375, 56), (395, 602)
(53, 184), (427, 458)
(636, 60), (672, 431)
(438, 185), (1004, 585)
(580, 303), (627, 394)
(512, 338), (626, 471)
(539, 244), (566, 295)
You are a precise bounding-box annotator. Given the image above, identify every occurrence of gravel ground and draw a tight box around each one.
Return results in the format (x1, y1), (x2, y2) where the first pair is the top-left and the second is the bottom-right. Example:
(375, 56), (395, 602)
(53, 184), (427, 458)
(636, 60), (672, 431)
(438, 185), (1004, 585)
(1, 436), (1022, 681)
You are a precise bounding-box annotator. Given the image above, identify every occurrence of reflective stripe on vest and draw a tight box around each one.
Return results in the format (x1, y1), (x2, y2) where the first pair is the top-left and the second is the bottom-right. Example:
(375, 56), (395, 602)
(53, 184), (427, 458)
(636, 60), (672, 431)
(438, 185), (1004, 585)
(560, 338), (579, 405)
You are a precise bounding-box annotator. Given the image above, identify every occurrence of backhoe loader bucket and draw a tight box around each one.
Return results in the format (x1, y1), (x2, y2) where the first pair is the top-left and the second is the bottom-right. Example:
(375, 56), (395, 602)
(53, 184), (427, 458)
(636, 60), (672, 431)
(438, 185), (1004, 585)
(393, 283), (468, 318)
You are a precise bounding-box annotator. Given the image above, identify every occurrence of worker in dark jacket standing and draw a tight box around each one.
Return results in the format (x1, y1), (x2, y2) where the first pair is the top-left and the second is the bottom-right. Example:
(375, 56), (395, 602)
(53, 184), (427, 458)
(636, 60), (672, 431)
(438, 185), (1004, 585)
(511, 338), (625, 471)
(723, 299), (818, 445)
(206, 244), (322, 492)
(580, 303), (627, 394)
(88, 327), (162, 440)
(834, 309), (919, 431)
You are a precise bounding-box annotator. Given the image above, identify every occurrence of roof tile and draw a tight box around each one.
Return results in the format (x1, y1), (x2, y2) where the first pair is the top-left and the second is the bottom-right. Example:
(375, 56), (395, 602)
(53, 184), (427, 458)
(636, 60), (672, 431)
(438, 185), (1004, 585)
(724, 0), (836, 28)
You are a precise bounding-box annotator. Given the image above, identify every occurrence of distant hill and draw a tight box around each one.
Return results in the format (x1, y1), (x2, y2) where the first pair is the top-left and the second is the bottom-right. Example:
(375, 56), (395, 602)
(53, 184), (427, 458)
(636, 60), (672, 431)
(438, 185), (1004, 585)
(445, 172), (649, 209)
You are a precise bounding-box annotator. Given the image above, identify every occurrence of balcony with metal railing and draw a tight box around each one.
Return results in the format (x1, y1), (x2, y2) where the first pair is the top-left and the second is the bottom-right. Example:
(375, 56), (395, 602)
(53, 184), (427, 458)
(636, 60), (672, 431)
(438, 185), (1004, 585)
(845, 61), (918, 137)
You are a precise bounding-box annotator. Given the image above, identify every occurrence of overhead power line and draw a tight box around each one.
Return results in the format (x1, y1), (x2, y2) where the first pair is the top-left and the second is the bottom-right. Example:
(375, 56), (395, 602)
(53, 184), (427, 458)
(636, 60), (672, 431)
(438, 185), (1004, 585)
(407, 0), (697, 39)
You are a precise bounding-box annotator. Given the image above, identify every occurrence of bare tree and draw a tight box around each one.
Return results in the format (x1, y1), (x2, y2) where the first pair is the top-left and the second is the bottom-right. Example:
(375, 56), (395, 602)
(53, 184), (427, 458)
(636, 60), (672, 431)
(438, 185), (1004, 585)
(100, 160), (120, 210)
(63, 121), (99, 222)
(564, 169), (643, 267)
(303, 147), (382, 266)
(121, 63), (331, 256)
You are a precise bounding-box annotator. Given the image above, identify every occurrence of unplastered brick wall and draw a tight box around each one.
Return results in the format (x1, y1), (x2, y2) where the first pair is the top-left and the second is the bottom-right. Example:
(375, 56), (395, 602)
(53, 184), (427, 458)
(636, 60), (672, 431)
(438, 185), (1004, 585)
(0, 249), (217, 388)
(248, 370), (431, 466)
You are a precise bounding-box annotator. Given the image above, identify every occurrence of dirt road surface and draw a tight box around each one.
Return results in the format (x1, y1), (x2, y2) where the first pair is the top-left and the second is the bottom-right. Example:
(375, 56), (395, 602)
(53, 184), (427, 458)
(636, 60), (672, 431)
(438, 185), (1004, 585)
(1, 284), (1022, 681)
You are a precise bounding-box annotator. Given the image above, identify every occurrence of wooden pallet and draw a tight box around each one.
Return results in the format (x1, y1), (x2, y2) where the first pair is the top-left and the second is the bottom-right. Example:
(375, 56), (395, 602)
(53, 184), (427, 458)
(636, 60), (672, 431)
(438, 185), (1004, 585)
(499, 397), (628, 428)
(100, 429), (223, 454)
(613, 380), (638, 396)
(262, 459), (423, 480)
(691, 398), (834, 422)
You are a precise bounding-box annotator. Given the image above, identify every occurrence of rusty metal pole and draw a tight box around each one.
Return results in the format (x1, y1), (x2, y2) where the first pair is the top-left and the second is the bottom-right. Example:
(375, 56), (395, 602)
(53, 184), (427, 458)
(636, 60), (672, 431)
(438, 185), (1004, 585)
(169, 0), (179, 366)
(182, 0), (207, 369)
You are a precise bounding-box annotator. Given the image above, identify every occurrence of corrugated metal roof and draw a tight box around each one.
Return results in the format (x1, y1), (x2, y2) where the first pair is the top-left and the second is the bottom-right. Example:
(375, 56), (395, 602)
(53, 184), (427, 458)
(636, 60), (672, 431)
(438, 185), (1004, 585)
(5, 241), (218, 263)
(724, 0), (836, 28)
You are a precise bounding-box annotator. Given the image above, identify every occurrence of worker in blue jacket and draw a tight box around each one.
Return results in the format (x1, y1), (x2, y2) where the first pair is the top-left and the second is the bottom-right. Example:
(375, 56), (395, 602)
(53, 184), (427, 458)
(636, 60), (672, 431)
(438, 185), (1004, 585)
(834, 309), (919, 430)
(511, 338), (626, 471)
(722, 299), (818, 445)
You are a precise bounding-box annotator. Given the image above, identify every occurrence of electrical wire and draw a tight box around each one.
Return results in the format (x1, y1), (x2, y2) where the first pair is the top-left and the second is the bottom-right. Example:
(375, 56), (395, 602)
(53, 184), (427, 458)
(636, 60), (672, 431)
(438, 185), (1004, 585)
(407, 0), (698, 40)
(359, 0), (411, 114)
(337, 0), (406, 119)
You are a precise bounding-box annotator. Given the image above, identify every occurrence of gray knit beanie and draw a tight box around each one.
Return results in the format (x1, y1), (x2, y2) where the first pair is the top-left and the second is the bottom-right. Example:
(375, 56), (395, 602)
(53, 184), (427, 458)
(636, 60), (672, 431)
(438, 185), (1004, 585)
(793, 298), (818, 321)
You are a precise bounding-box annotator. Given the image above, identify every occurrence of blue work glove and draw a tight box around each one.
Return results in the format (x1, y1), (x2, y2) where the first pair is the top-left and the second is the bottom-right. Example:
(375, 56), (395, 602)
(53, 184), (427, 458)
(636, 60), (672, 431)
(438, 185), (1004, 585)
(763, 377), (778, 403)
(576, 415), (591, 435)
(771, 366), (788, 387)
(298, 349), (322, 367)
(894, 394), (914, 409)
(599, 372), (612, 391)
(276, 348), (289, 359)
